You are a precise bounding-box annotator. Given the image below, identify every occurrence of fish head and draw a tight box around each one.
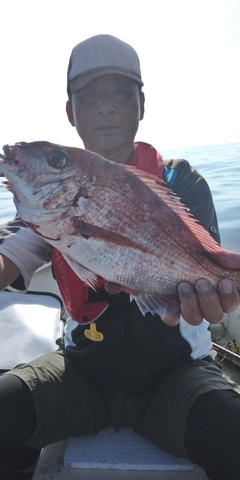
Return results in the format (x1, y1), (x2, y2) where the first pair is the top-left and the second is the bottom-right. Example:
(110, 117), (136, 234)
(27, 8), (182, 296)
(0, 141), (99, 227)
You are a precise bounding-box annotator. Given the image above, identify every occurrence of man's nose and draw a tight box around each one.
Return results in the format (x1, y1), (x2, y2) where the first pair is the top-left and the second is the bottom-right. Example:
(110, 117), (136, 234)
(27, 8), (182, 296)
(96, 93), (117, 114)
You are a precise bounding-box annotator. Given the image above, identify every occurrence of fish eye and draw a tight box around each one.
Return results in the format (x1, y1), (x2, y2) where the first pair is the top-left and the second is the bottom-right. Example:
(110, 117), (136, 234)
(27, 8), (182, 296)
(48, 152), (68, 169)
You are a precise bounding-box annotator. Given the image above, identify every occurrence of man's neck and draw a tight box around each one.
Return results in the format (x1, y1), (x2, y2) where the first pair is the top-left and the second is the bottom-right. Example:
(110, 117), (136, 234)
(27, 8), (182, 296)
(86, 144), (135, 165)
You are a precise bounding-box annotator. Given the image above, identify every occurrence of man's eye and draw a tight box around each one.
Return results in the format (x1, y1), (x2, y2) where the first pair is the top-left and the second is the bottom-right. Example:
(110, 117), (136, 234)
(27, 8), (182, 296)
(113, 88), (130, 97)
(84, 91), (96, 97)
(78, 91), (97, 102)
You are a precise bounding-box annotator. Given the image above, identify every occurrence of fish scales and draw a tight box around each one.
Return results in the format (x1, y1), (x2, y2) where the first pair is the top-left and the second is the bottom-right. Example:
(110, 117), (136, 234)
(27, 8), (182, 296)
(1, 140), (240, 316)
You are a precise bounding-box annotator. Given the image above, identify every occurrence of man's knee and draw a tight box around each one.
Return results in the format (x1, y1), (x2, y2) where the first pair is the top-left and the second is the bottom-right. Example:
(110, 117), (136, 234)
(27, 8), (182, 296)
(0, 374), (36, 447)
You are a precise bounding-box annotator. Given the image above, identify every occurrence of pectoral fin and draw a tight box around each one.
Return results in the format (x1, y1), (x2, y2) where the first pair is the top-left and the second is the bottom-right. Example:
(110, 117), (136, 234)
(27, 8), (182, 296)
(70, 216), (147, 252)
(62, 253), (98, 289)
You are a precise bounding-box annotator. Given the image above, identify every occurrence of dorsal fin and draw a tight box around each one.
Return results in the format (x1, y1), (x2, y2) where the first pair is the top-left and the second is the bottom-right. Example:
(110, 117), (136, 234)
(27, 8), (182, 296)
(121, 164), (240, 270)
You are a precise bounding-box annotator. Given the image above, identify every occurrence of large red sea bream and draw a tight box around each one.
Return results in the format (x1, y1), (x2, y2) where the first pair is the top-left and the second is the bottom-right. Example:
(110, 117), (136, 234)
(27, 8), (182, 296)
(1, 141), (240, 317)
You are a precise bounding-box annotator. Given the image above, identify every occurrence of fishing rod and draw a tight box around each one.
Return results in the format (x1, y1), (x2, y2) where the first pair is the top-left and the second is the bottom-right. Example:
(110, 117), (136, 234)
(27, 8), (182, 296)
(212, 341), (240, 368)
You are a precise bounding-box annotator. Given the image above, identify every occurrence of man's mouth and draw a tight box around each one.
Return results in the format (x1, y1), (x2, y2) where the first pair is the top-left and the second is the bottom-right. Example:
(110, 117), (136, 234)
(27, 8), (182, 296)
(95, 125), (118, 131)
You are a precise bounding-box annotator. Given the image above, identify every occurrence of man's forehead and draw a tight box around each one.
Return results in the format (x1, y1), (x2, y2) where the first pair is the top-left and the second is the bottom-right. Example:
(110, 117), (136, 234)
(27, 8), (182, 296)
(77, 74), (135, 91)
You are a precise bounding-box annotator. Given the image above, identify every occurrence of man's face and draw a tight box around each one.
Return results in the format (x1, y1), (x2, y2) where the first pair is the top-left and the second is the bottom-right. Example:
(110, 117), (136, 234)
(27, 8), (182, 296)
(67, 74), (144, 161)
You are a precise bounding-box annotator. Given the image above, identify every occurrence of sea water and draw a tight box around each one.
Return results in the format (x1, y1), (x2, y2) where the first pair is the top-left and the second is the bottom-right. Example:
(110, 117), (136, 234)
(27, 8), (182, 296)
(0, 142), (239, 251)
(161, 142), (240, 252)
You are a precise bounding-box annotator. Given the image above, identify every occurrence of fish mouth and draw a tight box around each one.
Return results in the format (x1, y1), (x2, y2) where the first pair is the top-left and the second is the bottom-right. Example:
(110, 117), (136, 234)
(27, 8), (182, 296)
(1, 179), (12, 194)
(0, 154), (15, 194)
(0, 145), (21, 194)
(1, 142), (29, 160)
(0, 150), (19, 172)
(2, 144), (14, 158)
(0, 145), (19, 166)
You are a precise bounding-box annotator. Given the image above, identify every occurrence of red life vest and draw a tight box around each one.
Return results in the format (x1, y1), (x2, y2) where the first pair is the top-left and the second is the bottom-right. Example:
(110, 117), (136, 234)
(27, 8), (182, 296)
(51, 142), (163, 324)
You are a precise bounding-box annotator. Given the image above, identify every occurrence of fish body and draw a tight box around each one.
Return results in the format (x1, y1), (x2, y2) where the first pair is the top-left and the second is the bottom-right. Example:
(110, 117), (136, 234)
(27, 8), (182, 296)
(1, 141), (240, 316)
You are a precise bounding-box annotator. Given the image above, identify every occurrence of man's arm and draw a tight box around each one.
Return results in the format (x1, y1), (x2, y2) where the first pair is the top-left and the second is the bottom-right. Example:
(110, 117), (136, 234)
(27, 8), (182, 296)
(0, 215), (26, 241)
(0, 254), (21, 291)
(0, 215), (29, 290)
(0, 222), (53, 292)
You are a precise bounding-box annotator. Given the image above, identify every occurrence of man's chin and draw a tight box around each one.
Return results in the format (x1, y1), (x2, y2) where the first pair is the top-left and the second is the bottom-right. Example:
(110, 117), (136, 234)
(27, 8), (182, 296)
(90, 139), (123, 159)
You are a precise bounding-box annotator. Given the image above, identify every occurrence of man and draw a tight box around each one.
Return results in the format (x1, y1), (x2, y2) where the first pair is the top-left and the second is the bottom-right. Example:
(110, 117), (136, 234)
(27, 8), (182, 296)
(0, 34), (239, 480)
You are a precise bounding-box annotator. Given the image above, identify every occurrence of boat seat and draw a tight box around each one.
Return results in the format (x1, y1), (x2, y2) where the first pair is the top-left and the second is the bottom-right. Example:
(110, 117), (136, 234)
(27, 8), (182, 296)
(32, 426), (208, 479)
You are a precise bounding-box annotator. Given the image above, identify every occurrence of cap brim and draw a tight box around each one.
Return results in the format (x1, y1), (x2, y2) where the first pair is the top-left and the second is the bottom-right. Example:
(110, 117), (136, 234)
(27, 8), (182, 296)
(69, 67), (144, 94)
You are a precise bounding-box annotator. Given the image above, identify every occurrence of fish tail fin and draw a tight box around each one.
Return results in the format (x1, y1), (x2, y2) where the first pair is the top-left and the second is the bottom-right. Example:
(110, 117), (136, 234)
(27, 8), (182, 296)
(205, 247), (240, 270)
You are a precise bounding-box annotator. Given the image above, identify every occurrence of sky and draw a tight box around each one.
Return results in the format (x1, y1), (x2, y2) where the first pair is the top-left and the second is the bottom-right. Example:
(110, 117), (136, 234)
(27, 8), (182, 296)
(0, 0), (239, 152)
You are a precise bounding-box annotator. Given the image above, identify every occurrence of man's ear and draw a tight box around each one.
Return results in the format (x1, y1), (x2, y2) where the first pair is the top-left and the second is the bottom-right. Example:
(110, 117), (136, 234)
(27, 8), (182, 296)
(140, 92), (145, 121)
(66, 100), (75, 126)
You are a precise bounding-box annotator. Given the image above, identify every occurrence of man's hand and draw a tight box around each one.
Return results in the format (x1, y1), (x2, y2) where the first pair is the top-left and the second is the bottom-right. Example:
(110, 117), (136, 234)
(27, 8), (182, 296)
(163, 278), (239, 326)
(105, 278), (240, 327)
(175, 278), (239, 326)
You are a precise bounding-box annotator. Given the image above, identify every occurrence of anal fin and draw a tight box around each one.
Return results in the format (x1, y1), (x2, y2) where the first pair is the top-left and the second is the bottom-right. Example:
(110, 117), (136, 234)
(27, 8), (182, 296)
(131, 293), (180, 318)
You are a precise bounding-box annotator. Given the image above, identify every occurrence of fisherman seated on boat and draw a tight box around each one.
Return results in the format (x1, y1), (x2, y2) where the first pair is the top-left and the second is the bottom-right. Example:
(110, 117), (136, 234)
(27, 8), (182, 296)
(0, 35), (240, 480)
